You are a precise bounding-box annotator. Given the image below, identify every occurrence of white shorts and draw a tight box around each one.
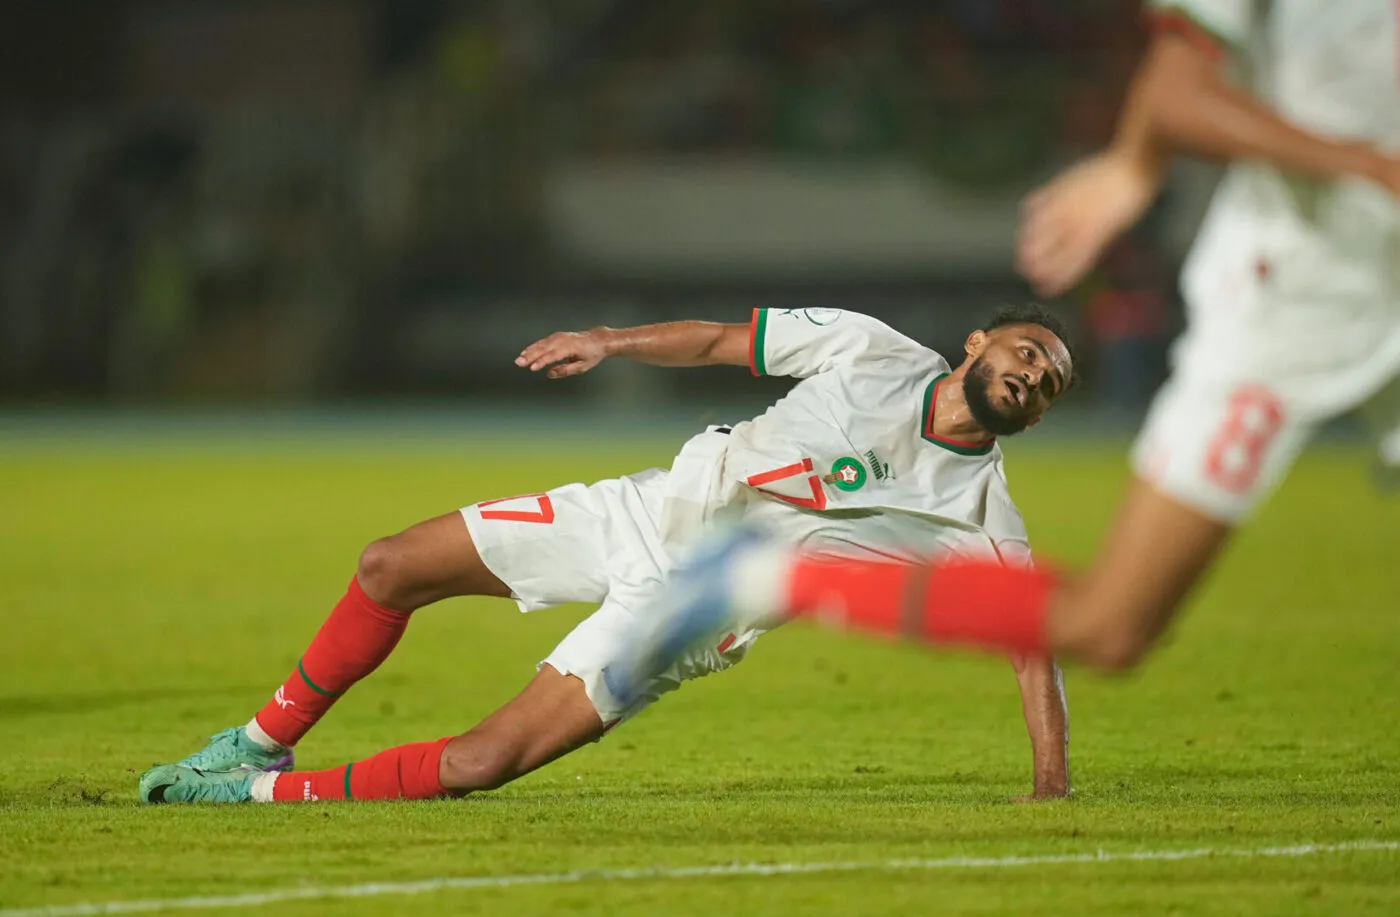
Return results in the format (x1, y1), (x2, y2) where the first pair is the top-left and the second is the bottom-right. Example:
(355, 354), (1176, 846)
(460, 468), (757, 728)
(1133, 189), (1400, 522)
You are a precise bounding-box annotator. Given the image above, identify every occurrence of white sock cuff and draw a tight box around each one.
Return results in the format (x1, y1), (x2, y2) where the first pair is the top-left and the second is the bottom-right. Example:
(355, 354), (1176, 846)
(244, 716), (287, 753)
(250, 772), (279, 803)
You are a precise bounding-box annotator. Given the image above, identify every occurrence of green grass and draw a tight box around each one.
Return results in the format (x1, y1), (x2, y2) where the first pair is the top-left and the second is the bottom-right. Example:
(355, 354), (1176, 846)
(2, 435), (1398, 915)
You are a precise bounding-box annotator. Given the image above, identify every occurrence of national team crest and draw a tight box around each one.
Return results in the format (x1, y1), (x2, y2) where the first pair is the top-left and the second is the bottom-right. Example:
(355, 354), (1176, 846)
(824, 457), (867, 492)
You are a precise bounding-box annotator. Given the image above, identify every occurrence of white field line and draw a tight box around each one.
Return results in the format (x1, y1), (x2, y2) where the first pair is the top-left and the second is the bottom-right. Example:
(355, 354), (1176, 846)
(3, 840), (1396, 917)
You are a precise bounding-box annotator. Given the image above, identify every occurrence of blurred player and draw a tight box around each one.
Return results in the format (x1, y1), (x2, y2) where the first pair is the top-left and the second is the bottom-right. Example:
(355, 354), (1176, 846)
(637, 1), (1400, 677)
(140, 305), (1076, 804)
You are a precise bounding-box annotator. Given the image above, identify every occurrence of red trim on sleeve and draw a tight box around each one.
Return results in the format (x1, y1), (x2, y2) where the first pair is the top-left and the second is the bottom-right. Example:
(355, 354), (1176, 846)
(1148, 9), (1227, 60)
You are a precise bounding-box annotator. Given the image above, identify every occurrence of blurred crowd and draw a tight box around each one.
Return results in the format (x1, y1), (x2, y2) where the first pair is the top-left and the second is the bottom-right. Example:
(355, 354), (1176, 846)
(0, 0), (1162, 401)
(555, 0), (1142, 161)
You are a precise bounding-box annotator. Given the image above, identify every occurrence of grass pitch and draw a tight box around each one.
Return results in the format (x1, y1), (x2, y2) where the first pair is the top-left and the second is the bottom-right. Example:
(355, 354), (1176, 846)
(2, 426), (1398, 915)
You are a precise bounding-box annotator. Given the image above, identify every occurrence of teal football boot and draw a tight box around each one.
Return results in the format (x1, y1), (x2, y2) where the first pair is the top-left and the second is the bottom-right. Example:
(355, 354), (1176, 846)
(139, 764), (256, 804)
(178, 727), (293, 773)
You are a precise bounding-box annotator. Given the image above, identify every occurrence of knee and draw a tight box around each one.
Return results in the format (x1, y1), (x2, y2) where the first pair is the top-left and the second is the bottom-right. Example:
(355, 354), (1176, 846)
(438, 733), (520, 794)
(356, 537), (407, 608)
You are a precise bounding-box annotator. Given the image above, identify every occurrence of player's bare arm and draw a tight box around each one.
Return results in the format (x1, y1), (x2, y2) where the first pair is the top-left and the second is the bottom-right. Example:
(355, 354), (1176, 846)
(1019, 30), (1400, 296)
(1011, 654), (1070, 800)
(517, 322), (750, 378)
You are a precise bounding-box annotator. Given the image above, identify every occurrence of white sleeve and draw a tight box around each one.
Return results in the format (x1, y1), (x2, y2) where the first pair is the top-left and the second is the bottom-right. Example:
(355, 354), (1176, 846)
(748, 307), (923, 380)
(1147, 0), (1255, 55)
(985, 471), (1035, 569)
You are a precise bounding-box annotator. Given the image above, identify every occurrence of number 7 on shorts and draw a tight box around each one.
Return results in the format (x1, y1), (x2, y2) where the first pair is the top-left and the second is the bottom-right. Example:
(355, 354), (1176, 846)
(477, 494), (556, 524)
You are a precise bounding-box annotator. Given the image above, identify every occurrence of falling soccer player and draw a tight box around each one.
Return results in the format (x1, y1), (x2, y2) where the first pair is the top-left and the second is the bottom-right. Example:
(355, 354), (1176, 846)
(634, 1), (1400, 679)
(140, 305), (1076, 804)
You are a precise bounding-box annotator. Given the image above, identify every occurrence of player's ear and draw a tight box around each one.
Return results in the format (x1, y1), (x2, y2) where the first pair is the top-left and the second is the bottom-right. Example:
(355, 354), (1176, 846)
(965, 330), (988, 359)
(1027, 415), (1043, 429)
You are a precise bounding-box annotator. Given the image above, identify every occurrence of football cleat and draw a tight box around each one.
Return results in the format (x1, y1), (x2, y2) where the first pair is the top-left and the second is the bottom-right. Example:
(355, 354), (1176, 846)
(178, 726), (293, 773)
(139, 764), (255, 804)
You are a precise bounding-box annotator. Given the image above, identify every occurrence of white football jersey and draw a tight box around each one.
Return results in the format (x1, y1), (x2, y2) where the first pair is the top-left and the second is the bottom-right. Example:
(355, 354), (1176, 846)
(1152, 1), (1400, 415)
(661, 308), (1032, 567)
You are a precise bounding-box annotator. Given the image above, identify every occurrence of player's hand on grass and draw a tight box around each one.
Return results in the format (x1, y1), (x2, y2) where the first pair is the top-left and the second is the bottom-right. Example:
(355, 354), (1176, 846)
(1016, 150), (1160, 298)
(516, 329), (613, 379)
(1011, 786), (1070, 804)
(1012, 770), (1070, 803)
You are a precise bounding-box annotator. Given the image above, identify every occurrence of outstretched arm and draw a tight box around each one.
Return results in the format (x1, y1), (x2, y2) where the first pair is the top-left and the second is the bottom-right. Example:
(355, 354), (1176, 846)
(1010, 653), (1070, 800)
(516, 322), (750, 379)
(1018, 28), (1400, 296)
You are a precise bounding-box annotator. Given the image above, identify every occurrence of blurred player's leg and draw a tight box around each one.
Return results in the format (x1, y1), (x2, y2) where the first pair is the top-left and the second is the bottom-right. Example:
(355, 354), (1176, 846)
(1045, 476), (1229, 667)
(647, 480), (1227, 675)
(142, 666), (603, 803)
(643, 368), (1324, 676)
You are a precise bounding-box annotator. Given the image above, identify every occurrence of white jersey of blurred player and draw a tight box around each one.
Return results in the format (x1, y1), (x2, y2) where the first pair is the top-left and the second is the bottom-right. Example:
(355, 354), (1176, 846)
(1138, 0), (1400, 519)
(463, 308), (1031, 724)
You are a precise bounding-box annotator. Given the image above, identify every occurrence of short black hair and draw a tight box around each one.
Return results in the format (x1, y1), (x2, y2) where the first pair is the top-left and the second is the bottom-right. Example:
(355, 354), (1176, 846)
(984, 304), (1079, 390)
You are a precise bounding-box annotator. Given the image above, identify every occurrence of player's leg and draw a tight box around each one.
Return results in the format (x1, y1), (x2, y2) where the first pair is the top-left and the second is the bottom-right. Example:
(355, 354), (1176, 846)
(140, 665), (605, 803)
(269, 665), (604, 802)
(142, 578), (759, 805)
(248, 512), (512, 747)
(164, 478), (629, 779)
(175, 511), (516, 773)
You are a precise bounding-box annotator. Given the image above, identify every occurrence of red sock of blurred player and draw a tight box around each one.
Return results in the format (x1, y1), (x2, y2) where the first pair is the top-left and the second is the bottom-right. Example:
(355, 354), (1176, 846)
(253, 578), (411, 747)
(269, 737), (451, 802)
(784, 556), (1055, 656)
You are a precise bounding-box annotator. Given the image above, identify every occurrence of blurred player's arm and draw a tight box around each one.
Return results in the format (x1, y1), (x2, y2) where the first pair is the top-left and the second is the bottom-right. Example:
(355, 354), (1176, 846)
(517, 322), (750, 378)
(1011, 653), (1070, 801)
(1019, 13), (1400, 295)
(1132, 32), (1395, 185)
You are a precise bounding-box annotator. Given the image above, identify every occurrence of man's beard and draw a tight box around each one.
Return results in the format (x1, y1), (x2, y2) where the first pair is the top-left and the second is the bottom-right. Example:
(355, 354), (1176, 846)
(964, 356), (1032, 437)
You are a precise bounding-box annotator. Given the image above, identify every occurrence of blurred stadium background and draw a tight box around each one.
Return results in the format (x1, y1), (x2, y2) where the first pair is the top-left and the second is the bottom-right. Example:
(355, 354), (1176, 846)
(5, 4), (1400, 914)
(0, 0), (1209, 417)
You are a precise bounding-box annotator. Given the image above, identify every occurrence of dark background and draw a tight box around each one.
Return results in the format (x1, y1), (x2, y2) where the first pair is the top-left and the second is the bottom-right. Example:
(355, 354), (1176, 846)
(0, 0), (1206, 415)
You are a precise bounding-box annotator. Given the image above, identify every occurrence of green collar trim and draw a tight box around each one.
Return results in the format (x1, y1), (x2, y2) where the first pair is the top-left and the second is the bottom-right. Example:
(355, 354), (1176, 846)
(920, 373), (995, 456)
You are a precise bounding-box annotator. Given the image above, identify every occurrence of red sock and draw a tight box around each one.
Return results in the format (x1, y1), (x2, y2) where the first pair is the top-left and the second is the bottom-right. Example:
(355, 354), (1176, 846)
(788, 556), (1056, 656)
(255, 578), (411, 747)
(271, 737), (452, 802)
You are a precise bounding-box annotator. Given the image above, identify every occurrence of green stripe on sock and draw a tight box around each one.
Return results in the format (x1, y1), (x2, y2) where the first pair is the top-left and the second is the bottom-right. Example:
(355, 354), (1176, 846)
(343, 762), (354, 800)
(297, 659), (342, 698)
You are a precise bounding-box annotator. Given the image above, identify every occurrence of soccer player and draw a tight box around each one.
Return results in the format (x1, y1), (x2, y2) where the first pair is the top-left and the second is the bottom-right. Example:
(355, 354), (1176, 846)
(139, 306), (1076, 805)
(639, 1), (1400, 676)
